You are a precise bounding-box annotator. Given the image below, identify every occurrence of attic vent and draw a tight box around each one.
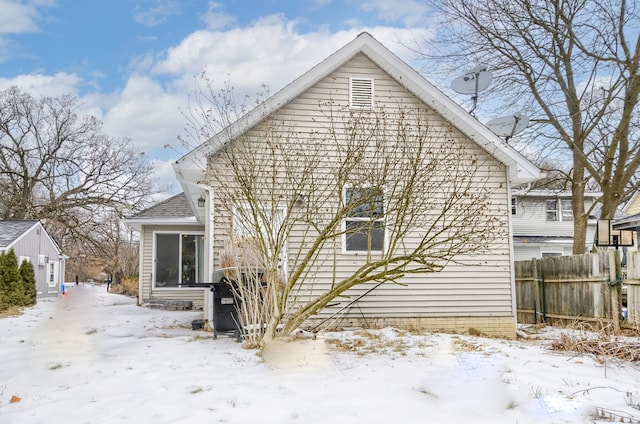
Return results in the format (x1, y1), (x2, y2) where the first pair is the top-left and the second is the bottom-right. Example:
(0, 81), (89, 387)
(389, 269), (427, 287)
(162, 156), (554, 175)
(349, 77), (374, 109)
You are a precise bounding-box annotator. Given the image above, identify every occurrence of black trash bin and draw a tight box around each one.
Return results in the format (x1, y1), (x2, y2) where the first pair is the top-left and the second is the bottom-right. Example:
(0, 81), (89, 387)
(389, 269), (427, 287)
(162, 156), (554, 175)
(211, 280), (242, 342)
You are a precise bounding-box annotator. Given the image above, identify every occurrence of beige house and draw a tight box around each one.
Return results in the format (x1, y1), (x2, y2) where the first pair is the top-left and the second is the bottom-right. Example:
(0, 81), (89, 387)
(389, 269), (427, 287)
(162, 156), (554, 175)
(135, 33), (542, 338)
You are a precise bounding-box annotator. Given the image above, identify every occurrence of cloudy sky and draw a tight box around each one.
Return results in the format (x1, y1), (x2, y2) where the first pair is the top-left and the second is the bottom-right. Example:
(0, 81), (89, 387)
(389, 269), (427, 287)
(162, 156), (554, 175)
(0, 0), (439, 193)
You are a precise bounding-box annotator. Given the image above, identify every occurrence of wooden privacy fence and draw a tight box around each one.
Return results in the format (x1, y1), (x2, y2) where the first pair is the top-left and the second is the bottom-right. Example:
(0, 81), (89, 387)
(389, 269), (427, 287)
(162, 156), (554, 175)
(515, 251), (626, 332)
(625, 251), (640, 326)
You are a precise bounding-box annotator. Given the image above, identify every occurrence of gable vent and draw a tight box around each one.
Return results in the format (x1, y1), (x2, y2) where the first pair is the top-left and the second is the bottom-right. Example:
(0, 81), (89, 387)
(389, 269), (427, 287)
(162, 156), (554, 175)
(349, 77), (374, 109)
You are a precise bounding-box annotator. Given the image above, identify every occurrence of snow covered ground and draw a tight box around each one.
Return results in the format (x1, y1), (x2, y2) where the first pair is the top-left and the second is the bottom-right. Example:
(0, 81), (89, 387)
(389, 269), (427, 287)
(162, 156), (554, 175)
(1, 284), (639, 423)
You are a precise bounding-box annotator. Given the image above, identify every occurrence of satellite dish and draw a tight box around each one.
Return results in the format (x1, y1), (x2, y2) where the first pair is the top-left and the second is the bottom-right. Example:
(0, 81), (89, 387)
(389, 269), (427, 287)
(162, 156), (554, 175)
(451, 65), (493, 95)
(451, 65), (493, 115)
(486, 112), (530, 141)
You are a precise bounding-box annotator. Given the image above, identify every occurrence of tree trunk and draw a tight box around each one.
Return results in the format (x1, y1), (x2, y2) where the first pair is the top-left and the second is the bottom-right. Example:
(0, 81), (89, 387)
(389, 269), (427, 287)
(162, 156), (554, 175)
(572, 164), (587, 254)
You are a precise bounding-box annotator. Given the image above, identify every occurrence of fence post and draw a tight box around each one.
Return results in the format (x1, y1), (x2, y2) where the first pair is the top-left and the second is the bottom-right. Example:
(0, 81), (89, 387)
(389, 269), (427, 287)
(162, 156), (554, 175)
(609, 250), (621, 335)
(531, 257), (542, 324)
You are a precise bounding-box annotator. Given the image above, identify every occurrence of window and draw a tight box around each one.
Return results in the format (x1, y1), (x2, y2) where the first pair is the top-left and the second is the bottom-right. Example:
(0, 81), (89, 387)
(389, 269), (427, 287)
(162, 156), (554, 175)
(48, 262), (57, 287)
(546, 199), (572, 222)
(343, 186), (385, 253)
(349, 77), (374, 109)
(154, 232), (204, 288)
(561, 200), (573, 221)
(511, 196), (517, 215)
(546, 200), (558, 221)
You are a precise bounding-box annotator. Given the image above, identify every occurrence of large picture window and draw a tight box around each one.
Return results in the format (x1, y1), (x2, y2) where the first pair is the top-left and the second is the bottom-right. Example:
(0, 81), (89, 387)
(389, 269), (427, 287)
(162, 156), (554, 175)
(343, 186), (385, 253)
(154, 232), (204, 288)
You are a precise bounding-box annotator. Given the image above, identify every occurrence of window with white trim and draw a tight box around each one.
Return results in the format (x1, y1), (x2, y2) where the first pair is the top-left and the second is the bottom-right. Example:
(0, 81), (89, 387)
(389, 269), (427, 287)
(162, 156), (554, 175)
(349, 77), (374, 109)
(546, 199), (573, 222)
(561, 200), (573, 221)
(511, 196), (517, 215)
(154, 232), (204, 288)
(343, 186), (385, 253)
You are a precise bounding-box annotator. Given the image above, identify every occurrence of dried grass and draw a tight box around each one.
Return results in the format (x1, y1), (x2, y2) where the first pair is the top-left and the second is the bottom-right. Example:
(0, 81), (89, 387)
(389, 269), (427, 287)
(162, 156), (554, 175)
(549, 331), (640, 362)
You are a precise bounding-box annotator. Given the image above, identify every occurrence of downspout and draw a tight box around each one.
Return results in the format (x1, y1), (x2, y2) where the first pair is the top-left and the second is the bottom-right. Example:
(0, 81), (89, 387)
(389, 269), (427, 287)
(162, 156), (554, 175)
(137, 228), (144, 306)
(507, 182), (518, 331)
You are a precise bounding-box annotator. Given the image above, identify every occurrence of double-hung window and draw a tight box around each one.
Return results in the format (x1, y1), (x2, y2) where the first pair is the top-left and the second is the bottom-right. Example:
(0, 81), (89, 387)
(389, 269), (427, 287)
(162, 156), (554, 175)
(154, 232), (204, 287)
(343, 186), (385, 253)
(545, 199), (573, 222)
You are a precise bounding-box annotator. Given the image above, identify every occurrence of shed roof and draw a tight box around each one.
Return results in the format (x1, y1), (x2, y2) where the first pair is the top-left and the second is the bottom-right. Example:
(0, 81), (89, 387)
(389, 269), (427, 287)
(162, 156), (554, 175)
(124, 193), (200, 229)
(0, 220), (39, 248)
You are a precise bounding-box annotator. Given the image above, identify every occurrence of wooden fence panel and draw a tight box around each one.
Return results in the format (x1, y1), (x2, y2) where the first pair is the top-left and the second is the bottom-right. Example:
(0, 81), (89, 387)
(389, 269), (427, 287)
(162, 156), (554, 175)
(626, 251), (640, 326)
(515, 252), (623, 330)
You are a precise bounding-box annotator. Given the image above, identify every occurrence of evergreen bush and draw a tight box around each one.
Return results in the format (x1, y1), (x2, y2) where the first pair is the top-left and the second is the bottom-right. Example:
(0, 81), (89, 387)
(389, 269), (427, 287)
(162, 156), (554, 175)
(19, 259), (37, 306)
(0, 249), (36, 310)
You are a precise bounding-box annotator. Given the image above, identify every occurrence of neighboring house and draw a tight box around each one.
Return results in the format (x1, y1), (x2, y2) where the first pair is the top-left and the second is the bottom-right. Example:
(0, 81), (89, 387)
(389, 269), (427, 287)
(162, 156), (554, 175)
(511, 189), (601, 260)
(133, 33), (543, 338)
(123, 192), (206, 309)
(0, 220), (66, 297)
(623, 192), (640, 216)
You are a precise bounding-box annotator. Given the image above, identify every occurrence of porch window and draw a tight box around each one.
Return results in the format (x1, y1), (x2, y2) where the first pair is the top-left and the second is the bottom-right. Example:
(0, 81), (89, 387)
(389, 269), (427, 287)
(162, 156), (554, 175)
(343, 186), (385, 253)
(154, 233), (204, 287)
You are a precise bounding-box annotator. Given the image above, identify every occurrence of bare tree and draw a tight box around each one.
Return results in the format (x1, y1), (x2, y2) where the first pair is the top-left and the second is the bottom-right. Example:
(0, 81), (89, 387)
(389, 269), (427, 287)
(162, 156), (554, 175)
(418, 0), (640, 253)
(0, 86), (158, 262)
(202, 101), (508, 345)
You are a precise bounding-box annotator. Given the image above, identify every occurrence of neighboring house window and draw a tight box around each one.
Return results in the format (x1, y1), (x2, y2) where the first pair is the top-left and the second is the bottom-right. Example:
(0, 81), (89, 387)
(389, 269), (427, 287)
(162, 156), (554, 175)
(343, 186), (385, 253)
(349, 77), (374, 109)
(541, 252), (562, 257)
(511, 196), (517, 215)
(546, 199), (573, 222)
(154, 233), (204, 287)
(546, 200), (558, 221)
(48, 262), (56, 287)
(561, 200), (573, 221)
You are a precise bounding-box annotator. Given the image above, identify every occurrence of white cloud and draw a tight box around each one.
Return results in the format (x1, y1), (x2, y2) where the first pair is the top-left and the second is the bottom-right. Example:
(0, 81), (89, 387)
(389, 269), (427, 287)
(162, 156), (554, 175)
(0, 72), (82, 96)
(0, 0), (41, 34)
(100, 76), (187, 153)
(133, 0), (182, 27)
(201, 1), (236, 30)
(358, 0), (430, 27)
(152, 17), (428, 99)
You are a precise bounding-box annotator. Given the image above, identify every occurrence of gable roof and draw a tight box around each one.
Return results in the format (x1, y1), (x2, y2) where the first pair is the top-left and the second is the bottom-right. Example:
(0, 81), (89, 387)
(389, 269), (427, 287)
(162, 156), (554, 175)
(124, 192), (200, 229)
(0, 220), (39, 248)
(174, 32), (543, 221)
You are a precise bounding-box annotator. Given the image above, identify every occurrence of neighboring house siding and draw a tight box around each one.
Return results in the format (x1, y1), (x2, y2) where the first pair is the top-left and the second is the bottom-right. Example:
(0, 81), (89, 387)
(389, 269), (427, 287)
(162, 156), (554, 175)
(511, 193), (598, 260)
(512, 196), (576, 237)
(625, 193), (640, 215)
(139, 224), (206, 309)
(207, 55), (515, 324)
(0, 223), (63, 297)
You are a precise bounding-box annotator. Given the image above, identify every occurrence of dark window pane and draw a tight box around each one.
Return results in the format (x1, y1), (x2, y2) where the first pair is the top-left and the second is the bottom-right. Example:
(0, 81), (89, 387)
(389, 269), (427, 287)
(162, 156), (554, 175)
(345, 220), (384, 251)
(156, 234), (179, 287)
(346, 187), (384, 218)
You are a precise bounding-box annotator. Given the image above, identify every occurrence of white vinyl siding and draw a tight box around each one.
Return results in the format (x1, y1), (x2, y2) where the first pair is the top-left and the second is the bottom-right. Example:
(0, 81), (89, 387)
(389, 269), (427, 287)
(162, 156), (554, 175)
(207, 53), (514, 321)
